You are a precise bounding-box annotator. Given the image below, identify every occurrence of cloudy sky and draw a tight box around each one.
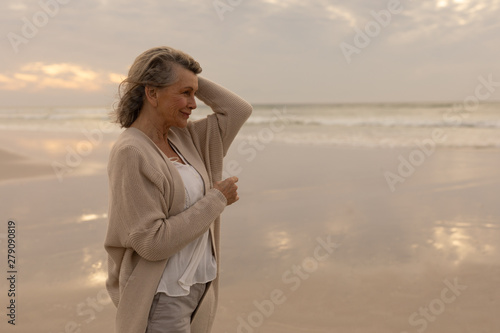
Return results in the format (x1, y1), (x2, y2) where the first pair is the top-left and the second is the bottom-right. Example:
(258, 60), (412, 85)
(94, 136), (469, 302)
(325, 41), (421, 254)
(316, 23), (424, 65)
(1, 0), (499, 106)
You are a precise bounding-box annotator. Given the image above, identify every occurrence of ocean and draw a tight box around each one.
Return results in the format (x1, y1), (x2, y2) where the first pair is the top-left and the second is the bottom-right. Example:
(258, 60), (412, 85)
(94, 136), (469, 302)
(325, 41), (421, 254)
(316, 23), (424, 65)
(1, 102), (499, 148)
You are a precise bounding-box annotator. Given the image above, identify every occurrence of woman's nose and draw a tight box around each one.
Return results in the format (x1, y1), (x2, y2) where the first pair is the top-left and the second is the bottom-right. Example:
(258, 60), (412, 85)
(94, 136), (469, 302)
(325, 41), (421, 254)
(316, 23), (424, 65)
(189, 96), (197, 110)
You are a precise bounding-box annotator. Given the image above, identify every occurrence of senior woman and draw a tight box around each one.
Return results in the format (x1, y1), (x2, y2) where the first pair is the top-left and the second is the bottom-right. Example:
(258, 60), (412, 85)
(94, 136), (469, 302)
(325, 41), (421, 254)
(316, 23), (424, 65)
(104, 46), (252, 333)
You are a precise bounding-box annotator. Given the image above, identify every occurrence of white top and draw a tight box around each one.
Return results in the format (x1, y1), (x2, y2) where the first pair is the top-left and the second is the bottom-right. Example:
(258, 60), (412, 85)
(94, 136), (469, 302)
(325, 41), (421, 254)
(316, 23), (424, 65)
(156, 145), (217, 296)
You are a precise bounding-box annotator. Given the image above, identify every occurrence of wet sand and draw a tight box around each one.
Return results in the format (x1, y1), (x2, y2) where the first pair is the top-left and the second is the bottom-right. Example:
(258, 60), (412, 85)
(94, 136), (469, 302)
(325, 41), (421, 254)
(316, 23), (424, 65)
(0, 129), (499, 333)
(0, 149), (54, 182)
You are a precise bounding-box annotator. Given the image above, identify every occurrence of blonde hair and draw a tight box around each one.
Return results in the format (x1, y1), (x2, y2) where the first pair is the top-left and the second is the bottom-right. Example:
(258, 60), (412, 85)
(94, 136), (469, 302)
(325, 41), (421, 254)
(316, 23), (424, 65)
(114, 46), (202, 128)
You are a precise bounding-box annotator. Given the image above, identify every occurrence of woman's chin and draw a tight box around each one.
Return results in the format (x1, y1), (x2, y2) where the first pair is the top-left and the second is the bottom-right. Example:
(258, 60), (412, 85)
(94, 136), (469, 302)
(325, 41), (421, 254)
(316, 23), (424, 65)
(174, 120), (189, 129)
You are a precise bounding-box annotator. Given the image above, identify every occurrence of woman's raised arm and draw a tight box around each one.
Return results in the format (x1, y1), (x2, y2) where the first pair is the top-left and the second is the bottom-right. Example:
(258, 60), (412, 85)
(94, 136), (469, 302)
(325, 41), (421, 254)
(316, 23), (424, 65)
(193, 76), (253, 156)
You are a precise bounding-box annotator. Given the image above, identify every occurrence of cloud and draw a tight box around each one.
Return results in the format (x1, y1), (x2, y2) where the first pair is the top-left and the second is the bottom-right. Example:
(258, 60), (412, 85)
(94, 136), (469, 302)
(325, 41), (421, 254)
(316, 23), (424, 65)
(325, 5), (357, 27)
(0, 0), (499, 105)
(389, 0), (500, 43)
(108, 73), (125, 84)
(9, 3), (27, 11)
(0, 74), (27, 91)
(0, 62), (125, 92)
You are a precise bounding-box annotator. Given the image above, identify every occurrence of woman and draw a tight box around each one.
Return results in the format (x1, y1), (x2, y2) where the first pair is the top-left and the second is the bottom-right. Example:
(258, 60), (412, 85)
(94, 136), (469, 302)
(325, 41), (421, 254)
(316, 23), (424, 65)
(105, 46), (252, 333)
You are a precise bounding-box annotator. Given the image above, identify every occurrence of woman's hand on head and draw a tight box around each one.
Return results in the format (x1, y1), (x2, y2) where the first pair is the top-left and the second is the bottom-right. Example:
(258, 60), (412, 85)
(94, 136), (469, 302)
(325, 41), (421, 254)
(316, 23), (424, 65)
(214, 176), (239, 206)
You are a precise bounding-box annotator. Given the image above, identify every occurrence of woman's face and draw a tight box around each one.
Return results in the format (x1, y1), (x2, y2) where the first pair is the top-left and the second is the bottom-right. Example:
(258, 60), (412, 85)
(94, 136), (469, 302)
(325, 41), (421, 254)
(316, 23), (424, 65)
(156, 66), (198, 129)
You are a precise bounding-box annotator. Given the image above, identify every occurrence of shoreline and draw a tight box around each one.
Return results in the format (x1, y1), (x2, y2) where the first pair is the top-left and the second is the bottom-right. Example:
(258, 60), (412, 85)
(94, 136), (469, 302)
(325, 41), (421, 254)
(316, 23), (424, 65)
(1, 135), (499, 183)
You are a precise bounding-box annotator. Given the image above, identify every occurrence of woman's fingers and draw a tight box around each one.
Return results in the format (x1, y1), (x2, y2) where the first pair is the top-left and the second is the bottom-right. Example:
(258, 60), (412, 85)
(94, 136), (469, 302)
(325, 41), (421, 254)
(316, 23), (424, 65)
(214, 177), (240, 205)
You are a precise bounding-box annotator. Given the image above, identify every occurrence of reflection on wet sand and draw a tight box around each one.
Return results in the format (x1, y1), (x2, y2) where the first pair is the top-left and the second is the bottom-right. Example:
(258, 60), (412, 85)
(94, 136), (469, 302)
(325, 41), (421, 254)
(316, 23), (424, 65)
(267, 230), (293, 257)
(0, 133), (498, 332)
(79, 213), (108, 224)
(0, 130), (117, 332)
(431, 222), (495, 265)
(213, 145), (500, 332)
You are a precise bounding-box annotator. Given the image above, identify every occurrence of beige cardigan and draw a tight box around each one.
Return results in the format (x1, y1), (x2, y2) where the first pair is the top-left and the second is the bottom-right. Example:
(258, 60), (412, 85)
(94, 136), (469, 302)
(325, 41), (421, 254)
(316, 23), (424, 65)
(105, 76), (252, 333)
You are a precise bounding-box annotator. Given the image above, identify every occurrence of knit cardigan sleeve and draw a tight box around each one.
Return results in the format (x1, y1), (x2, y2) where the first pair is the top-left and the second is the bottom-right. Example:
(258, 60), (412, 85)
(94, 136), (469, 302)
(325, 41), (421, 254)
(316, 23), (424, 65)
(192, 76), (253, 156)
(107, 144), (227, 262)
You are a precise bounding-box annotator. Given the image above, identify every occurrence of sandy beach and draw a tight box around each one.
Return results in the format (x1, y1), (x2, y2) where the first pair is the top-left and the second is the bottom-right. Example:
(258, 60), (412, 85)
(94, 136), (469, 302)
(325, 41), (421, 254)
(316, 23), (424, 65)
(0, 149), (54, 183)
(0, 128), (499, 333)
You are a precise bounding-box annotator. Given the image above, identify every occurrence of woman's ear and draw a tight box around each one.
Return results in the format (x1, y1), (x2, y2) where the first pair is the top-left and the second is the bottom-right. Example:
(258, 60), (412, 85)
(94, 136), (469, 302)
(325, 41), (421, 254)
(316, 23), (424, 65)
(144, 86), (158, 107)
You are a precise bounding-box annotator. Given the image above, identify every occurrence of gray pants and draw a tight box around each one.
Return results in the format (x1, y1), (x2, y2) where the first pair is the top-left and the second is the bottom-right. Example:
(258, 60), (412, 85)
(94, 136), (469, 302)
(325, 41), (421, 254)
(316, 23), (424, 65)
(146, 283), (207, 333)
